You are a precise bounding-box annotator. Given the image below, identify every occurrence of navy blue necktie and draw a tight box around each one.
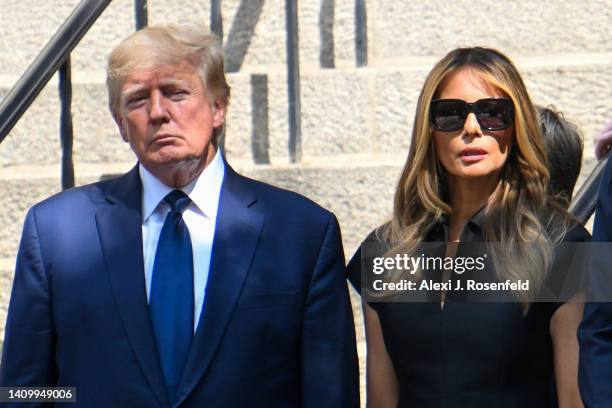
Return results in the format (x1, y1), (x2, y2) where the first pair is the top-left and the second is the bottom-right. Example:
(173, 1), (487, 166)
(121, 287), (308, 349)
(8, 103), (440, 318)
(150, 189), (194, 404)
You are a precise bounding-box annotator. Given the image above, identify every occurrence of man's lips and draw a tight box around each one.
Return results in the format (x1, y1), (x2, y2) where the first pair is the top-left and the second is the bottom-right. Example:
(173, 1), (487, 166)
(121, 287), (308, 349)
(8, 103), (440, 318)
(459, 147), (487, 162)
(152, 133), (180, 143)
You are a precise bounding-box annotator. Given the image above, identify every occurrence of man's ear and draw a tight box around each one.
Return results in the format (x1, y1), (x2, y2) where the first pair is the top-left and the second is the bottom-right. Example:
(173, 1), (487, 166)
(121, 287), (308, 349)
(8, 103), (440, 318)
(212, 99), (227, 128)
(112, 110), (129, 142)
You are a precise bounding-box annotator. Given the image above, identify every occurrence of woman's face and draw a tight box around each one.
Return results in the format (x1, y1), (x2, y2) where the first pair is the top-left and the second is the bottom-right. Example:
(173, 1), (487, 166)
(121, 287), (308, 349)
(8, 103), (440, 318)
(432, 68), (513, 184)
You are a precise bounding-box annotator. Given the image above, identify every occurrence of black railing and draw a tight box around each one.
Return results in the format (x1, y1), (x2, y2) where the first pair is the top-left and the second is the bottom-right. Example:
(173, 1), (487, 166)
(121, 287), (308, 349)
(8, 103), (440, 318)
(0, 0), (112, 190)
(210, 0), (223, 37)
(210, 0), (226, 151)
(285, 0), (302, 163)
(0, 0), (112, 147)
(58, 57), (75, 190)
(355, 0), (368, 67)
(135, 0), (148, 30)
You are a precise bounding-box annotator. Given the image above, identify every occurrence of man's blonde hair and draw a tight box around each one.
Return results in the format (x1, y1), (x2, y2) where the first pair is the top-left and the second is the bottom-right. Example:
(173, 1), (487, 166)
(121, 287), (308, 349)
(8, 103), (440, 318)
(106, 25), (230, 130)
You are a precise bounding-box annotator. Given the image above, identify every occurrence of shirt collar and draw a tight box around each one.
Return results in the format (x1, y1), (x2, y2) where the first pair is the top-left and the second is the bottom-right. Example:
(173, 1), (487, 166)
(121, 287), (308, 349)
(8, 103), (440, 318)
(465, 205), (487, 229)
(430, 205), (488, 241)
(439, 205), (487, 228)
(139, 149), (225, 221)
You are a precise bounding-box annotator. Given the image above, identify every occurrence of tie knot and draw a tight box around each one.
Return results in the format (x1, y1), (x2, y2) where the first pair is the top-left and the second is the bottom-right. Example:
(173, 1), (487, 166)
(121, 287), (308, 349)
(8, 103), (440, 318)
(163, 190), (191, 212)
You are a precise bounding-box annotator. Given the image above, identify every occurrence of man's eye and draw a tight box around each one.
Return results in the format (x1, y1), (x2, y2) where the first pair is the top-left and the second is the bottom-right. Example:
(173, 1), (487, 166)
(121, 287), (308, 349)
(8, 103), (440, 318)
(127, 96), (147, 106)
(168, 90), (187, 98)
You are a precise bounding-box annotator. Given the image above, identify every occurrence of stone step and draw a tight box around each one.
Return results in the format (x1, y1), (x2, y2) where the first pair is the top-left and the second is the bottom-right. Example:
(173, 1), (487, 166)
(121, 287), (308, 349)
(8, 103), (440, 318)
(370, 1), (612, 59)
(1, 61), (610, 168)
(2, 0), (612, 77)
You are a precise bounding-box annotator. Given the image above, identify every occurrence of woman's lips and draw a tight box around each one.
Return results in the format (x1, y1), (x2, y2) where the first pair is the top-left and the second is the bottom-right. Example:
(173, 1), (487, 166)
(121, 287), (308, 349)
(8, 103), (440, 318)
(459, 148), (488, 162)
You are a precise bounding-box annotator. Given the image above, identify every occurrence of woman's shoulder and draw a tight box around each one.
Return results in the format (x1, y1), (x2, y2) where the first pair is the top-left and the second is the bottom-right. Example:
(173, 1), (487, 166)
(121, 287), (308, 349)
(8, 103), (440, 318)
(540, 203), (591, 243)
(563, 220), (591, 243)
(348, 224), (390, 267)
(542, 216), (591, 309)
(347, 224), (390, 294)
(362, 223), (390, 244)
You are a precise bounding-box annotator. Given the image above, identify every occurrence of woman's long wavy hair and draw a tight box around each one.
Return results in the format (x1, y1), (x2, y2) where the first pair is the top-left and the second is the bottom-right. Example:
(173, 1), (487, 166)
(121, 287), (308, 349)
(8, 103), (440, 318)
(381, 47), (572, 310)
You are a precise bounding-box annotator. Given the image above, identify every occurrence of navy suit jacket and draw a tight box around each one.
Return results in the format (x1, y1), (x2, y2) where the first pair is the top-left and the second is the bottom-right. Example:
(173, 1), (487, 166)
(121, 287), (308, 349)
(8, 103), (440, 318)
(0, 164), (359, 407)
(579, 156), (612, 407)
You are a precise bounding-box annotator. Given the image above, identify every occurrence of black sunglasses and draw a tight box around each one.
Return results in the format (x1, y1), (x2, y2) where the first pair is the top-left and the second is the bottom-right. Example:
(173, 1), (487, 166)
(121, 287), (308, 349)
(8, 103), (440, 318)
(430, 98), (515, 132)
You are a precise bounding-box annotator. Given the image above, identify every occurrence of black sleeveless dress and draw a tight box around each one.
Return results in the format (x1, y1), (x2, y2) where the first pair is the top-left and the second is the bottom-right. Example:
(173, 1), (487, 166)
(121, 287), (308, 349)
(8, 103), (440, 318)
(347, 211), (590, 408)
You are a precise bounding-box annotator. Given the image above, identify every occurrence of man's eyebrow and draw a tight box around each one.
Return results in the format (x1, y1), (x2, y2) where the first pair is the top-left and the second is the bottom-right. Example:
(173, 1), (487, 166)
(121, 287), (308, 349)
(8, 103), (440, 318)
(121, 78), (191, 99)
(122, 84), (148, 98)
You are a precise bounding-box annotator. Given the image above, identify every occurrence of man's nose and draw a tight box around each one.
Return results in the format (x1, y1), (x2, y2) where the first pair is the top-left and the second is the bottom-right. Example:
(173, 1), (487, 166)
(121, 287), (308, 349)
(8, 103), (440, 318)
(149, 91), (170, 123)
(464, 112), (482, 136)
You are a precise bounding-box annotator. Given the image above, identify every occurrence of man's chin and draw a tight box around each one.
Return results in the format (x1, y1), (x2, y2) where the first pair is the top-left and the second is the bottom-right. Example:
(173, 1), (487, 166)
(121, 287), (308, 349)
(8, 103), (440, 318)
(147, 148), (198, 165)
(138, 152), (197, 170)
(137, 145), (215, 175)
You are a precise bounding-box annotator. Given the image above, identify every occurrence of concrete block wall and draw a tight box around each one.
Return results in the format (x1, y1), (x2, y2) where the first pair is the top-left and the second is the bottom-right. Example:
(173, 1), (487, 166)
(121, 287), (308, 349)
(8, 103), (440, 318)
(1, 0), (611, 400)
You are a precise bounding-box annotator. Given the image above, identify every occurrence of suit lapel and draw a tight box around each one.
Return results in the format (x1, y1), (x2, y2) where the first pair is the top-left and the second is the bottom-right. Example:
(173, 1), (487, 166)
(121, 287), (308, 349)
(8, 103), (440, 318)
(95, 166), (169, 408)
(175, 166), (264, 406)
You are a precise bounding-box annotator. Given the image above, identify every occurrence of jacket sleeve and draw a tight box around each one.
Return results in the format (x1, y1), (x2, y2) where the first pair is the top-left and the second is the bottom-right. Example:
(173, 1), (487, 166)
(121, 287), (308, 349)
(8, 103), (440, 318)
(0, 207), (57, 401)
(301, 213), (359, 408)
(578, 157), (612, 407)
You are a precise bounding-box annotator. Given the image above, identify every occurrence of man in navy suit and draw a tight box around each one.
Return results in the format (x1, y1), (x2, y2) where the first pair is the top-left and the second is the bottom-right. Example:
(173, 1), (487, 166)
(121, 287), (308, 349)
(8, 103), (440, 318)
(578, 153), (612, 407)
(0, 25), (359, 407)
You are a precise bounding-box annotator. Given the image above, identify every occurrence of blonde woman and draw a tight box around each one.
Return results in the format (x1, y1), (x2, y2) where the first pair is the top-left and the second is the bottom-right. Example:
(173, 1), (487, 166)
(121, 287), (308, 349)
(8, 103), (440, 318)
(348, 47), (588, 407)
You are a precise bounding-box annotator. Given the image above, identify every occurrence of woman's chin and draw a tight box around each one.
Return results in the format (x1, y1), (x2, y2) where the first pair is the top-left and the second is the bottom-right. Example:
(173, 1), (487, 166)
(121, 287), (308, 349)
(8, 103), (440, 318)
(450, 166), (501, 180)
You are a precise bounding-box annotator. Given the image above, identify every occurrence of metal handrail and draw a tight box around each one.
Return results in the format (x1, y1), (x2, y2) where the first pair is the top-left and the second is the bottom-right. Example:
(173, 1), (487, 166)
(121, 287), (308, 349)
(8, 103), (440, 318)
(0, 0), (111, 144)
(570, 156), (609, 224)
(58, 58), (75, 190)
(135, 0), (148, 31)
(286, 0), (302, 163)
(355, 0), (368, 67)
(210, 0), (226, 152)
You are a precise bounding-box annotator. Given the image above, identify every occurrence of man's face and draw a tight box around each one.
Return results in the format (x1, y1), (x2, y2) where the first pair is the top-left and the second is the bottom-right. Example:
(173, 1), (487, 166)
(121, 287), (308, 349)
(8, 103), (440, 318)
(114, 62), (226, 173)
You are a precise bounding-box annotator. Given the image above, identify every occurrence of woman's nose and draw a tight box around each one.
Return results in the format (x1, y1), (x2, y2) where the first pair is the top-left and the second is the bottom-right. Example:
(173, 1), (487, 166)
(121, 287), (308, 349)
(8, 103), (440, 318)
(464, 112), (482, 135)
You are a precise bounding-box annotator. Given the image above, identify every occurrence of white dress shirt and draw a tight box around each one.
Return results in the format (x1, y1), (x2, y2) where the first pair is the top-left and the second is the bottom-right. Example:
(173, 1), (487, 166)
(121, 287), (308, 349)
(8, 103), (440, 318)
(139, 150), (225, 333)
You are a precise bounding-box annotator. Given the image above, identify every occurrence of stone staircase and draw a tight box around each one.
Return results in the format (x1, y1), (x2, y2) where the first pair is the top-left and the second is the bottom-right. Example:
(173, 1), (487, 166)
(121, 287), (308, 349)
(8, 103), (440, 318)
(1, 0), (611, 400)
